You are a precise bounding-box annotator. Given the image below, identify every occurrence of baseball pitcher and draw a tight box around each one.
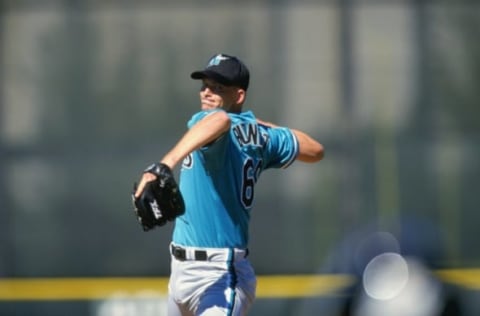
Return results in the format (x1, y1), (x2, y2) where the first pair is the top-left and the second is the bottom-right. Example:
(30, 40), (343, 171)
(132, 53), (324, 316)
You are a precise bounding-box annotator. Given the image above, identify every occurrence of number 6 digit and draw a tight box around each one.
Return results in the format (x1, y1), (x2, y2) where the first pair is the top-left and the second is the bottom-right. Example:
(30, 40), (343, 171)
(241, 159), (262, 208)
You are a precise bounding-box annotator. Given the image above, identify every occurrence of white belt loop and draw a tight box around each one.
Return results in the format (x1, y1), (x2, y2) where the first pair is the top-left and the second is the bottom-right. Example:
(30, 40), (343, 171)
(185, 248), (193, 260)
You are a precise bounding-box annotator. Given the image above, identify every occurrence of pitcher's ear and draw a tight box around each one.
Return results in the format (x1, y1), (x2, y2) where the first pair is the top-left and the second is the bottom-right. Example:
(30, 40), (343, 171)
(236, 88), (246, 105)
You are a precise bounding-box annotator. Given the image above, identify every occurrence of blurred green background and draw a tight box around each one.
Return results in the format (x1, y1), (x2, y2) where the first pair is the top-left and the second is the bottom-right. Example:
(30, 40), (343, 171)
(1, 0), (479, 315)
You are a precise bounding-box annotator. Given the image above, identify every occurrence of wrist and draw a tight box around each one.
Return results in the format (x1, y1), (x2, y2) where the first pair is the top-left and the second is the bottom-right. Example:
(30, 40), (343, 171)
(160, 158), (176, 171)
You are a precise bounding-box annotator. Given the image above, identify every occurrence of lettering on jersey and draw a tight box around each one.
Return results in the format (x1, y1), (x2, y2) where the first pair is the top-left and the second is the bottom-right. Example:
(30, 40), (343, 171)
(233, 123), (265, 147)
(182, 153), (193, 169)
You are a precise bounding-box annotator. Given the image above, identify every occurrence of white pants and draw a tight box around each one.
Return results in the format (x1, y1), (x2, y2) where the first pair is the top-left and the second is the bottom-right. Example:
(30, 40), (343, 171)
(167, 244), (256, 316)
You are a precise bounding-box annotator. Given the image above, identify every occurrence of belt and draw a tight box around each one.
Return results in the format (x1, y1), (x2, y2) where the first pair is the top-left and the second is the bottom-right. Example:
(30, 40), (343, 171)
(171, 244), (208, 261)
(170, 244), (249, 262)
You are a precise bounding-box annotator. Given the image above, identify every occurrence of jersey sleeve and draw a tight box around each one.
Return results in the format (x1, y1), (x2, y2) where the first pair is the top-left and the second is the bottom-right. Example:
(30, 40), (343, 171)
(262, 126), (299, 169)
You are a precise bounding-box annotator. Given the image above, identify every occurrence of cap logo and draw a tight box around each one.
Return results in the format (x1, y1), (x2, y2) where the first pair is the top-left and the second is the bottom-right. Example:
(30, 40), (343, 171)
(207, 54), (230, 67)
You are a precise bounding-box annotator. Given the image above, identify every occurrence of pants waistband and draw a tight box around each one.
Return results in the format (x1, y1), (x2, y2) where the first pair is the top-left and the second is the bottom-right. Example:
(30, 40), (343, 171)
(170, 243), (249, 262)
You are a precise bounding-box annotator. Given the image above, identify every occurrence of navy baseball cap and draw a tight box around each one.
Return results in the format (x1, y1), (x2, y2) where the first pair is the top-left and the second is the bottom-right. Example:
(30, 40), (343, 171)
(191, 54), (250, 90)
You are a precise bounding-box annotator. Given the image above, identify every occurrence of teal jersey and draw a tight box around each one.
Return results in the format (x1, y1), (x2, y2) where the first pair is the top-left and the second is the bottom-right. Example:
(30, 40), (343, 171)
(172, 110), (299, 248)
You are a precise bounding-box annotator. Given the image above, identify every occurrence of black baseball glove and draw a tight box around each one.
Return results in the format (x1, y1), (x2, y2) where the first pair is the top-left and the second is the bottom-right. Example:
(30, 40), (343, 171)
(132, 163), (185, 231)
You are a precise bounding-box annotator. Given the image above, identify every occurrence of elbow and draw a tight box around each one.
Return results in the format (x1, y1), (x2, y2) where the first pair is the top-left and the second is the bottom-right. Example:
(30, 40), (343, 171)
(313, 143), (325, 162)
(210, 110), (231, 133)
(218, 110), (232, 132)
(308, 143), (325, 162)
(298, 142), (324, 163)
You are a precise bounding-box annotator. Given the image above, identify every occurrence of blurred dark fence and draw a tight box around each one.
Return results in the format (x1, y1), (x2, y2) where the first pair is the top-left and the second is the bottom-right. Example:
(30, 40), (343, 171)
(0, 0), (479, 315)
